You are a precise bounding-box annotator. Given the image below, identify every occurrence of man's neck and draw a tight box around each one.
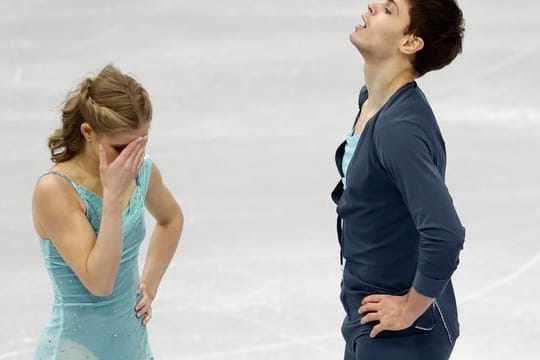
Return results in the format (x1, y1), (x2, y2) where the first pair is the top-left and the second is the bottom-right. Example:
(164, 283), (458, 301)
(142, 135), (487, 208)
(363, 60), (416, 111)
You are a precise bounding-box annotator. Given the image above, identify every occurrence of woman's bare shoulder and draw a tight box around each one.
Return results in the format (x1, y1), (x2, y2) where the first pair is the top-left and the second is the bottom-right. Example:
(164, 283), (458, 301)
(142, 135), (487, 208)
(33, 165), (86, 216)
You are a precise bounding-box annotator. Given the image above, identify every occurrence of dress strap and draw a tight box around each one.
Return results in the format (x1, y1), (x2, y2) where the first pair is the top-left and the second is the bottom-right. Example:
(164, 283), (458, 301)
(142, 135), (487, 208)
(40, 171), (81, 192)
(40, 171), (91, 215)
(42, 170), (74, 182)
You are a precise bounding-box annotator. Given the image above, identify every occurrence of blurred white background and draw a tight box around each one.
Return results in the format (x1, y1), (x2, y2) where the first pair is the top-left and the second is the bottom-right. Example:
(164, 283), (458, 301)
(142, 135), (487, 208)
(1, 1), (539, 359)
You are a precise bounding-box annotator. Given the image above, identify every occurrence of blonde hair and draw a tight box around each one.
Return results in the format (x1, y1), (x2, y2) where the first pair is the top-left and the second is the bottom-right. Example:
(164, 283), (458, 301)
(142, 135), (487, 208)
(48, 64), (152, 163)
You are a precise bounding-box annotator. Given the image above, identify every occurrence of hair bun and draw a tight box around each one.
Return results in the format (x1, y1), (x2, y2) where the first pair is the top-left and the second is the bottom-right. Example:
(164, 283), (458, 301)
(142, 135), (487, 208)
(80, 77), (94, 100)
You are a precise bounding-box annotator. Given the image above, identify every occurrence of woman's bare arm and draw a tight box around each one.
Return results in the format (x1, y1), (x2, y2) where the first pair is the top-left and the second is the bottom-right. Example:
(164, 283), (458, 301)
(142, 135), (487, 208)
(33, 136), (147, 296)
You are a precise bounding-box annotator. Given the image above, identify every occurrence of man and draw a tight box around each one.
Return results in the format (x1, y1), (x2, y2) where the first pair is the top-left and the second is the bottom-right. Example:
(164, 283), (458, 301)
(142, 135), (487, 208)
(331, 0), (466, 359)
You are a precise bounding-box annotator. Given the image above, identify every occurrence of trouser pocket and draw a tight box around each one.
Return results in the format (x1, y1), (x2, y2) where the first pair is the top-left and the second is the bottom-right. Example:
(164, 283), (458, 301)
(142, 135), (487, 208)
(341, 289), (436, 340)
(373, 303), (436, 339)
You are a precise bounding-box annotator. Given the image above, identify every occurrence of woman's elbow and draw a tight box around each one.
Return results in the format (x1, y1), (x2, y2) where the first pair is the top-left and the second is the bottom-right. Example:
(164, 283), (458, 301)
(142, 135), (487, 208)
(169, 203), (184, 234)
(91, 287), (114, 297)
(85, 279), (115, 297)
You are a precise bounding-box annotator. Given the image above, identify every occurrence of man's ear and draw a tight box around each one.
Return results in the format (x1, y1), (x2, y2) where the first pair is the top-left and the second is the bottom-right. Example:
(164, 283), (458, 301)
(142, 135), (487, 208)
(400, 34), (424, 55)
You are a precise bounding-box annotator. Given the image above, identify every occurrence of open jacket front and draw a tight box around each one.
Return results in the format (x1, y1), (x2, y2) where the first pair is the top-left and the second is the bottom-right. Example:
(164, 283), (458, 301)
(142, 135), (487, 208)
(332, 82), (466, 343)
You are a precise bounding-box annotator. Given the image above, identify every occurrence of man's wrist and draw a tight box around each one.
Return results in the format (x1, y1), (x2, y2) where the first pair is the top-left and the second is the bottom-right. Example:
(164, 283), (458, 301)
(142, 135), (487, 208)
(405, 287), (434, 322)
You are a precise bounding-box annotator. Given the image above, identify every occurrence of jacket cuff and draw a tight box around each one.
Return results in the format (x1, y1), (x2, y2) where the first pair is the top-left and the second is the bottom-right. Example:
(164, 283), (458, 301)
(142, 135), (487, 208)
(412, 270), (449, 298)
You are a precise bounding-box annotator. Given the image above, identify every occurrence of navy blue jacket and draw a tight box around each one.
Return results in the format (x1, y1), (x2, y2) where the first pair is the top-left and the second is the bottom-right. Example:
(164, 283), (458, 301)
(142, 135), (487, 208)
(332, 82), (465, 342)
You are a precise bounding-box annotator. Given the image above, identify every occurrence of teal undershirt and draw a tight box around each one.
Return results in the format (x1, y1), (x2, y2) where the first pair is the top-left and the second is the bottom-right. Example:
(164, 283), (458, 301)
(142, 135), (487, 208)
(342, 130), (361, 189)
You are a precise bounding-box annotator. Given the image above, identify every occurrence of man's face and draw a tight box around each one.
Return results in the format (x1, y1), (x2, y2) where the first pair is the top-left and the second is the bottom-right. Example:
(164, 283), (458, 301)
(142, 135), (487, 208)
(350, 0), (412, 61)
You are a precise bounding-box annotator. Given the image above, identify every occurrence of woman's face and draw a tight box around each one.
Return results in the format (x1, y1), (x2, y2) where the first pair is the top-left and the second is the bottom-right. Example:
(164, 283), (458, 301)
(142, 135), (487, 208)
(84, 122), (151, 165)
(350, 0), (412, 61)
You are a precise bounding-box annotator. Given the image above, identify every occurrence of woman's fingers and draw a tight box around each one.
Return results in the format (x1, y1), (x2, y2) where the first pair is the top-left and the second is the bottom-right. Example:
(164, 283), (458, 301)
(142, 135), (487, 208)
(99, 135), (148, 200)
(117, 142), (141, 171)
(142, 306), (152, 325)
(136, 152), (145, 172)
(134, 296), (144, 312)
(135, 294), (152, 325)
(98, 144), (109, 172)
(135, 283), (153, 325)
(136, 302), (149, 318)
(135, 284), (152, 322)
(135, 294), (149, 314)
(131, 136), (147, 171)
(120, 136), (146, 172)
(105, 137), (143, 179)
(115, 136), (144, 164)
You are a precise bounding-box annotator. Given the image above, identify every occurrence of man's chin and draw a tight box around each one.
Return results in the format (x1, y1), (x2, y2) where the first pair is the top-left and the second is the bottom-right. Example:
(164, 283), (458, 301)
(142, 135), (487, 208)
(349, 33), (364, 54)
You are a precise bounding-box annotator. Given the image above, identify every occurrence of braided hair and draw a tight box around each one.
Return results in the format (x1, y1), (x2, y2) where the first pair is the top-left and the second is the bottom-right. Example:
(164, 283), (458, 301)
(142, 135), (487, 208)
(48, 64), (152, 163)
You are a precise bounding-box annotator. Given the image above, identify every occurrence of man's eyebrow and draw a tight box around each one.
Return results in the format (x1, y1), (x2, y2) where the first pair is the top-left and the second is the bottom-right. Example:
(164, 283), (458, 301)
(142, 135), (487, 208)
(388, 0), (400, 15)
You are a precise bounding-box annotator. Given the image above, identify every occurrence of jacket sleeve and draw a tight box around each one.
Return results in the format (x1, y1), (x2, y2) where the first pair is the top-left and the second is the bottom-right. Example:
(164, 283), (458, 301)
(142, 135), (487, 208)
(375, 120), (465, 298)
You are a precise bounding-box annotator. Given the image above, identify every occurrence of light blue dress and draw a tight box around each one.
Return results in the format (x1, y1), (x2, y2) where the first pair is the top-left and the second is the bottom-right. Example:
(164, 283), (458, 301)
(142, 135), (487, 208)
(35, 156), (154, 359)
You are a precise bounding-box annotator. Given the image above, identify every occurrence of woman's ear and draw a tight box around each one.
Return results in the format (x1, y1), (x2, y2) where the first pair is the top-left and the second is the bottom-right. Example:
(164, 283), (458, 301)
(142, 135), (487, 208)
(80, 122), (95, 142)
(400, 34), (424, 55)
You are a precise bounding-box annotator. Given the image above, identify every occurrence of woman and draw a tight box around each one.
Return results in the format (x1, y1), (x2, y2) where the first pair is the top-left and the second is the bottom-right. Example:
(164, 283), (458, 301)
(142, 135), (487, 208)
(33, 64), (183, 359)
(331, 1), (465, 359)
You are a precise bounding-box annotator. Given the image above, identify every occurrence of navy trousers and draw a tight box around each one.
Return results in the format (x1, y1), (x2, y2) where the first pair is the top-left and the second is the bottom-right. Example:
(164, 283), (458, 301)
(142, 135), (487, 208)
(343, 309), (455, 360)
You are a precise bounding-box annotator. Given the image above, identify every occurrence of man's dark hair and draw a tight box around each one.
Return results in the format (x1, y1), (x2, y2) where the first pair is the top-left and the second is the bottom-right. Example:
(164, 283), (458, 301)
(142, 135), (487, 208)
(406, 0), (465, 77)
